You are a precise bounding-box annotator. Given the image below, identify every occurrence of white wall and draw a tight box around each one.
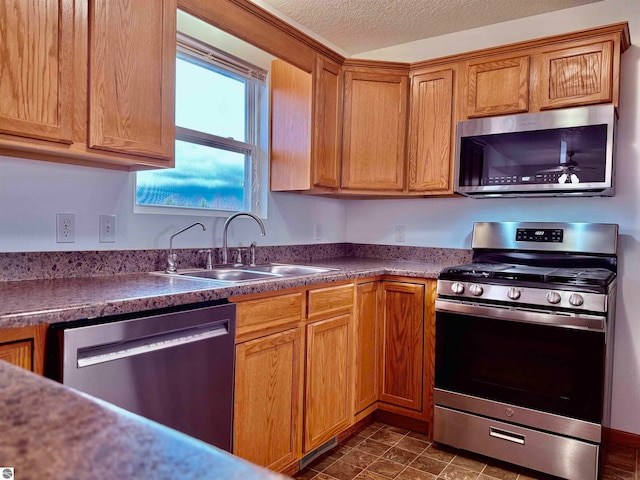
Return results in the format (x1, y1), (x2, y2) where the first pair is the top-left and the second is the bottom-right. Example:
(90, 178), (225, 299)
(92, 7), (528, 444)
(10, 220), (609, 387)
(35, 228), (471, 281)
(0, 156), (346, 252)
(347, 0), (640, 435)
(0, 11), (348, 253)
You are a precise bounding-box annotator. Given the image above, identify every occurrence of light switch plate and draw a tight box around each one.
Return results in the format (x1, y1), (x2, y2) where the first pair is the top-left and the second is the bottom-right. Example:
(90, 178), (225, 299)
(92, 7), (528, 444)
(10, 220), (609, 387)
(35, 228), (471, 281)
(99, 215), (116, 243)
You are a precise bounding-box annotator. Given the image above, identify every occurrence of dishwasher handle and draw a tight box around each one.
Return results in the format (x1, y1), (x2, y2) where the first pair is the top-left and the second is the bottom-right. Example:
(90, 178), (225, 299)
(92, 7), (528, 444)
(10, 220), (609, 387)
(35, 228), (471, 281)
(76, 320), (230, 368)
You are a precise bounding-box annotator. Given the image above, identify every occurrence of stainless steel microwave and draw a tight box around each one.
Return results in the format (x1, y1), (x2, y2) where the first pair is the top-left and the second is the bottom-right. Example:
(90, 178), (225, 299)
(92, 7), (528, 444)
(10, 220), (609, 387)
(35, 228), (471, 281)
(454, 104), (617, 198)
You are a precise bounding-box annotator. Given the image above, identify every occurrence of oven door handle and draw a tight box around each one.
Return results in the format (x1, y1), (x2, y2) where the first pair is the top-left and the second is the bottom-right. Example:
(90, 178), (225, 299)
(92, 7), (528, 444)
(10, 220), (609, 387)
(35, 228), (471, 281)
(435, 299), (605, 332)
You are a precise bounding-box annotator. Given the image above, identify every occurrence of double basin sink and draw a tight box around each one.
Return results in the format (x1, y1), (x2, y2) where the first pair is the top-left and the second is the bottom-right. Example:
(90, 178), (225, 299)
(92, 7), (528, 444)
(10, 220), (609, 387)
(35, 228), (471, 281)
(168, 263), (336, 283)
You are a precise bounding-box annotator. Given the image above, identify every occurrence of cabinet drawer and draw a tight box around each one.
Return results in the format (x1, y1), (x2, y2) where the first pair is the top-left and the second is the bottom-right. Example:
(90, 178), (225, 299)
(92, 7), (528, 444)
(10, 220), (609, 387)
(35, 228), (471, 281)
(308, 283), (354, 320)
(235, 293), (305, 340)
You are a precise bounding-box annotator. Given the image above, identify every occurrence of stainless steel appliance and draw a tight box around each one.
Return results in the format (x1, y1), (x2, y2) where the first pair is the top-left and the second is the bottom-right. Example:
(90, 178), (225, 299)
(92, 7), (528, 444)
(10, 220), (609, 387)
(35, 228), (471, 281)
(434, 222), (618, 480)
(454, 105), (617, 197)
(48, 300), (236, 452)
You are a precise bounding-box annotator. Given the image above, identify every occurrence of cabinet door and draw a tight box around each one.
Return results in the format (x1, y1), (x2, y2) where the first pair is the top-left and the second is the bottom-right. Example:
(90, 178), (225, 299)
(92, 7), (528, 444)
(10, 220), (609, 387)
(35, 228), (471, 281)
(467, 55), (530, 118)
(539, 41), (613, 109)
(408, 69), (454, 192)
(342, 71), (408, 191)
(313, 55), (342, 189)
(234, 327), (304, 471)
(88, 0), (176, 161)
(379, 282), (424, 411)
(0, 325), (47, 374)
(305, 314), (352, 451)
(270, 59), (313, 191)
(0, 1), (73, 143)
(354, 282), (380, 414)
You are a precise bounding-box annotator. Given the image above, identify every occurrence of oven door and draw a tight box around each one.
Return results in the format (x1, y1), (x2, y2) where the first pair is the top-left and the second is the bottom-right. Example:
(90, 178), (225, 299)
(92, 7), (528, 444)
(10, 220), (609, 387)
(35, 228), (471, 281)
(435, 299), (606, 425)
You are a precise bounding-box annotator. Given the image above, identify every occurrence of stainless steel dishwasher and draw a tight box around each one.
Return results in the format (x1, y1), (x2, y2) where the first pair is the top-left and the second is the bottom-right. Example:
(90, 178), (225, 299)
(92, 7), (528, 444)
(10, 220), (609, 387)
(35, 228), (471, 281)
(47, 300), (235, 452)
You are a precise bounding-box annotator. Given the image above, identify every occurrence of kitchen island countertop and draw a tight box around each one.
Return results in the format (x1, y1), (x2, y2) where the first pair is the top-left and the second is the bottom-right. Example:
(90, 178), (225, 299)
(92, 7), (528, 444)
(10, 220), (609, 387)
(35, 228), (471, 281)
(0, 360), (289, 480)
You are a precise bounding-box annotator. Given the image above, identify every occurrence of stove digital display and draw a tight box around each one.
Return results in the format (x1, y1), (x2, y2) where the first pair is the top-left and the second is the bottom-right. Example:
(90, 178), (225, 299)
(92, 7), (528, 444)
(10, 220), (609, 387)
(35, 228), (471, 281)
(516, 228), (563, 243)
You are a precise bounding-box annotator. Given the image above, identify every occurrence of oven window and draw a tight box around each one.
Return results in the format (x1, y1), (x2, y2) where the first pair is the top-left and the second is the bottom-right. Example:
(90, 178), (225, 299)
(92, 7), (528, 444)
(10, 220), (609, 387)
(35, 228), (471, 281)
(435, 312), (604, 423)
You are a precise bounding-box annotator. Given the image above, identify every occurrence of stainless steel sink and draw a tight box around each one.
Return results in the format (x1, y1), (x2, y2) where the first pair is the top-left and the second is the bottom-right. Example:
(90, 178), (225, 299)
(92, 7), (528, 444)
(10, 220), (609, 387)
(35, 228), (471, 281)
(249, 264), (336, 275)
(172, 263), (336, 283)
(176, 268), (282, 282)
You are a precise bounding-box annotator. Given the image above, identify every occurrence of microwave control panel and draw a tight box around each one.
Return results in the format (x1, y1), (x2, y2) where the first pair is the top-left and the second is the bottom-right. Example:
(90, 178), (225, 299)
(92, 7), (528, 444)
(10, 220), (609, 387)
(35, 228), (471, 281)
(485, 173), (562, 185)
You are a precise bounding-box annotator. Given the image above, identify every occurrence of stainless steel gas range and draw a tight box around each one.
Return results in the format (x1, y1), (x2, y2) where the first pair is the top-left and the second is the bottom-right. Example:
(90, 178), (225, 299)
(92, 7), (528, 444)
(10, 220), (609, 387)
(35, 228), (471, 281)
(434, 222), (618, 480)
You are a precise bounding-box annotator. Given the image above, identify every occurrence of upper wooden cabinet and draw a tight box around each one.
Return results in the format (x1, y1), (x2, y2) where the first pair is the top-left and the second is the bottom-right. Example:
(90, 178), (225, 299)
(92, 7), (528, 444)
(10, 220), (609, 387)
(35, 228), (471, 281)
(0, 0), (176, 170)
(89, 0), (176, 160)
(463, 25), (628, 118)
(341, 68), (409, 191)
(270, 55), (342, 192)
(538, 40), (613, 110)
(466, 55), (530, 118)
(313, 56), (343, 189)
(0, 1), (73, 144)
(408, 68), (455, 193)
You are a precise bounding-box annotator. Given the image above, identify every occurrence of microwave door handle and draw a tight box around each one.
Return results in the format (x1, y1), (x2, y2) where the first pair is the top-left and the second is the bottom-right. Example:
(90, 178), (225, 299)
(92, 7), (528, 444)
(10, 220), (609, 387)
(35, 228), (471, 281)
(435, 299), (605, 332)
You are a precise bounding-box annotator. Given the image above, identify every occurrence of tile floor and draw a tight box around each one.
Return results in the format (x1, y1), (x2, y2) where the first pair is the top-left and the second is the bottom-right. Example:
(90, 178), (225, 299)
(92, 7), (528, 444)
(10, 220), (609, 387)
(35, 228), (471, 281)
(292, 422), (640, 480)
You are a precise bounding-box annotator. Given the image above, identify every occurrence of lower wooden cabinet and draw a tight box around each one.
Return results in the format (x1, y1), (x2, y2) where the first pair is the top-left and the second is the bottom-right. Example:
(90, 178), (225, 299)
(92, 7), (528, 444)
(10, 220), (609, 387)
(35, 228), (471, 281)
(0, 324), (47, 374)
(379, 281), (425, 411)
(304, 314), (352, 451)
(232, 278), (437, 472)
(354, 282), (380, 416)
(232, 282), (354, 471)
(376, 279), (437, 432)
(234, 327), (304, 471)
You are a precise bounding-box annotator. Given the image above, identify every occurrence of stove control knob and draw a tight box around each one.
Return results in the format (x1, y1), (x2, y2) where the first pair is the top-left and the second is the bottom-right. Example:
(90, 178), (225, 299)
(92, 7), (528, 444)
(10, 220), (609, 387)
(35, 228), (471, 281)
(451, 282), (465, 294)
(469, 284), (484, 297)
(546, 291), (562, 304)
(507, 288), (521, 300)
(569, 293), (584, 307)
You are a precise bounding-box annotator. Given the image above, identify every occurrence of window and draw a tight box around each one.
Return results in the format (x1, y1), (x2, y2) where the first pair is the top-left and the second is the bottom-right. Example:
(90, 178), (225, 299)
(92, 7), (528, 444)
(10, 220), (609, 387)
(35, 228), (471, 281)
(135, 33), (267, 215)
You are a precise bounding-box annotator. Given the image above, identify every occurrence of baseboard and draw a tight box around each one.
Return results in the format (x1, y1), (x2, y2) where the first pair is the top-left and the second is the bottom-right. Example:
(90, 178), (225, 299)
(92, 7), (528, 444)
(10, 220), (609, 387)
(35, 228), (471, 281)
(607, 428), (640, 449)
(338, 415), (374, 443)
(374, 410), (430, 436)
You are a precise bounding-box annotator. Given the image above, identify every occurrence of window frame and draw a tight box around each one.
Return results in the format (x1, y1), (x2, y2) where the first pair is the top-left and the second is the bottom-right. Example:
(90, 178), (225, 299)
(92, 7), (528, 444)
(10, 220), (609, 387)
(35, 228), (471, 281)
(134, 32), (267, 217)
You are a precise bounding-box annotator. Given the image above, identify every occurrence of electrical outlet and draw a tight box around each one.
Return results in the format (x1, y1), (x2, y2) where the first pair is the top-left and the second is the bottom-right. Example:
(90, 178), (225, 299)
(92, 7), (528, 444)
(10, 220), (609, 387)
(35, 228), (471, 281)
(395, 225), (406, 243)
(56, 213), (75, 243)
(315, 223), (322, 241)
(99, 215), (116, 243)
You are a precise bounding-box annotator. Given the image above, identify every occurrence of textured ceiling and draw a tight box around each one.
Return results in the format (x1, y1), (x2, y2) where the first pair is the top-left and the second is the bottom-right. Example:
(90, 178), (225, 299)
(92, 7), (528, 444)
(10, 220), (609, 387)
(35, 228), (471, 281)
(255, 0), (603, 54)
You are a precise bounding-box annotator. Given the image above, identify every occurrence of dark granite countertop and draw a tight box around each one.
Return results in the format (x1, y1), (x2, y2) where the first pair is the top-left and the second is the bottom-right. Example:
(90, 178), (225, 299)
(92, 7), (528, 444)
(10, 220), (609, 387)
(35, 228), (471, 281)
(0, 360), (289, 480)
(0, 257), (452, 329)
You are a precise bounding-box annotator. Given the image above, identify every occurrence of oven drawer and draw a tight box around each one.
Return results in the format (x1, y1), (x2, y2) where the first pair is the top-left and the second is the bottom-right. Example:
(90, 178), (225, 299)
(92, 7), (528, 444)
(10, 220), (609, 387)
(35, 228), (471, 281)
(434, 406), (599, 480)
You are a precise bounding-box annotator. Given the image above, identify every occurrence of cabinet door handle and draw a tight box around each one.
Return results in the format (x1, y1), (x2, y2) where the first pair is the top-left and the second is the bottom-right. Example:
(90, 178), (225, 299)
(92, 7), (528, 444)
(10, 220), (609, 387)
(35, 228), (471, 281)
(489, 427), (525, 445)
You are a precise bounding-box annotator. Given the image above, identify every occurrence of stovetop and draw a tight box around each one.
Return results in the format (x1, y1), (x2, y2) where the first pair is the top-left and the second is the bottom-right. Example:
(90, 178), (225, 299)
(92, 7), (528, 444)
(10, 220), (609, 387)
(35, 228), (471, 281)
(440, 262), (616, 287)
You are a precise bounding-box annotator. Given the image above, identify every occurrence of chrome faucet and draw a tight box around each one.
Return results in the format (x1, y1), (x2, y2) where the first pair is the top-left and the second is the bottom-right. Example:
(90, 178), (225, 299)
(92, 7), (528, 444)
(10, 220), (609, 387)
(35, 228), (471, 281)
(222, 212), (266, 264)
(165, 222), (206, 273)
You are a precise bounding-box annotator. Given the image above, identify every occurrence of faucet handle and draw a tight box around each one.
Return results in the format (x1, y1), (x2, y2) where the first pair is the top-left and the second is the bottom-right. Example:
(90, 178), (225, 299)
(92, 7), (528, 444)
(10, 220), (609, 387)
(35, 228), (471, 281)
(250, 241), (257, 267)
(198, 249), (213, 270)
(235, 247), (248, 265)
(165, 253), (178, 274)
